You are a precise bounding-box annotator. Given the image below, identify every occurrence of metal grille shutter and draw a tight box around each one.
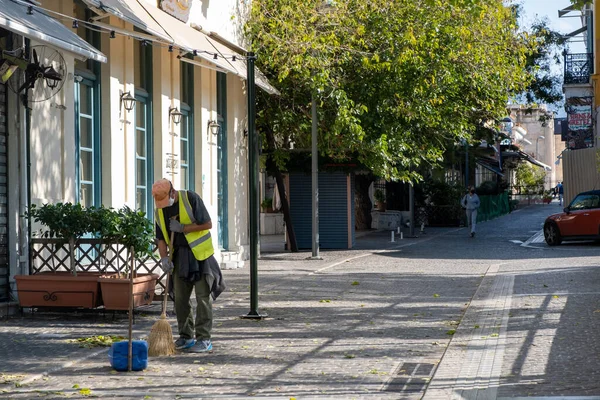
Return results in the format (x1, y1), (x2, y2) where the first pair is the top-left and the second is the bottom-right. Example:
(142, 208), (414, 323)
(289, 172), (354, 249)
(0, 83), (7, 301)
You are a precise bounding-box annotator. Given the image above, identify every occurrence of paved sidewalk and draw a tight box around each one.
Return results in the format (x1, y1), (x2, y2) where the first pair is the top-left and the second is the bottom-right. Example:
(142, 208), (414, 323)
(1, 206), (599, 399)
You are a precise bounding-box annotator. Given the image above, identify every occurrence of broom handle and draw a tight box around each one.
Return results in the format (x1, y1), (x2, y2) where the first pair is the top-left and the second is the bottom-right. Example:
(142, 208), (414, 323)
(161, 230), (175, 318)
(128, 246), (134, 372)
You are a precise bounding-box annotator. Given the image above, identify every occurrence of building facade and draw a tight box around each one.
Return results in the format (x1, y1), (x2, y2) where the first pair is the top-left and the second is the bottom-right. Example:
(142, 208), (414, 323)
(0, 0), (275, 303)
(560, 1), (597, 205)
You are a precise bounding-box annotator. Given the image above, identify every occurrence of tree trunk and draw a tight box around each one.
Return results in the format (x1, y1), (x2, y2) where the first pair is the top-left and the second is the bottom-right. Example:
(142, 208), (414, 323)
(264, 129), (299, 252)
(355, 174), (374, 231)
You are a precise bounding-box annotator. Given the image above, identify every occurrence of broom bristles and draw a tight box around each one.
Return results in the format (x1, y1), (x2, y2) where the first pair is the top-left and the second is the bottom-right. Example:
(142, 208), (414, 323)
(147, 317), (176, 356)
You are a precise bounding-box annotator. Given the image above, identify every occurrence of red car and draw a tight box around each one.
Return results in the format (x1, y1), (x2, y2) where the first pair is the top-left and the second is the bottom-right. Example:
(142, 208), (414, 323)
(544, 190), (600, 246)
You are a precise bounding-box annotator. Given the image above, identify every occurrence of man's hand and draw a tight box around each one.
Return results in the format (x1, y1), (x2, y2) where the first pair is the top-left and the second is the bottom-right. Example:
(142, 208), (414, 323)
(160, 257), (174, 274)
(169, 219), (185, 233)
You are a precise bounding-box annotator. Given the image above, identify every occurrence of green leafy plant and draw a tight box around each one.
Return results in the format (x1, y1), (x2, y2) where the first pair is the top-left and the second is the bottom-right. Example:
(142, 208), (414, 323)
(373, 189), (385, 203)
(261, 197), (273, 210)
(420, 180), (464, 206)
(117, 206), (155, 259)
(88, 206), (121, 242)
(515, 163), (545, 194)
(27, 203), (90, 240)
(476, 180), (508, 196)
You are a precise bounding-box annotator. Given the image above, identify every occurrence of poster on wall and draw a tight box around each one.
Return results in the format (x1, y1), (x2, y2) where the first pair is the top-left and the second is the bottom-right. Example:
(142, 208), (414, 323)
(566, 96), (594, 149)
(160, 0), (192, 23)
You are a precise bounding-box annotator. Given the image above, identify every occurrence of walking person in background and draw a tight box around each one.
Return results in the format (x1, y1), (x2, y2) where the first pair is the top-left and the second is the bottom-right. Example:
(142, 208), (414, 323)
(556, 181), (564, 206)
(461, 187), (481, 238)
(152, 179), (226, 353)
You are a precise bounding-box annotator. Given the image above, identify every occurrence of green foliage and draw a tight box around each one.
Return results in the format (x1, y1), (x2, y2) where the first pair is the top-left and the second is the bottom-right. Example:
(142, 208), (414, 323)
(27, 203), (89, 240)
(27, 204), (154, 259)
(515, 163), (546, 194)
(69, 335), (125, 348)
(246, 0), (534, 181)
(88, 206), (121, 242)
(570, 0), (592, 10)
(373, 189), (385, 203)
(476, 180), (508, 196)
(117, 206), (155, 259)
(261, 197), (273, 210)
(420, 180), (464, 206)
(520, 18), (567, 108)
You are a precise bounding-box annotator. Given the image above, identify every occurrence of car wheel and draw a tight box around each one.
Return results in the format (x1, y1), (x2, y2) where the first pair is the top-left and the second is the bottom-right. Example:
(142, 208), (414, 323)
(544, 222), (562, 246)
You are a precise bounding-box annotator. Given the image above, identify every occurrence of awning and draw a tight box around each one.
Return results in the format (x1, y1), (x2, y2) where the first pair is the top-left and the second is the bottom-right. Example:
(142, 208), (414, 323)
(85, 0), (278, 95)
(82, 0), (173, 43)
(502, 150), (552, 172)
(0, 0), (106, 63)
(135, 2), (279, 95)
(475, 158), (504, 177)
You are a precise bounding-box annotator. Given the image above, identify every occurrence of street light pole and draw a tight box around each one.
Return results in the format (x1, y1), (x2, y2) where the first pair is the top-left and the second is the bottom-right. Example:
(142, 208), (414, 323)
(465, 141), (469, 189)
(243, 52), (266, 320)
(311, 93), (320, 259)
(536, 135), (545, 159)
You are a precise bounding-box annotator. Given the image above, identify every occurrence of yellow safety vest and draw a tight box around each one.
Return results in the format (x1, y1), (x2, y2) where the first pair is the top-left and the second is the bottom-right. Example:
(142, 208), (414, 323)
(156, 190), (215, 261)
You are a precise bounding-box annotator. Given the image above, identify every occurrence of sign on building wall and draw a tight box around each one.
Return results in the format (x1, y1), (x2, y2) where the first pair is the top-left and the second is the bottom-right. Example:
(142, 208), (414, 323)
(566, 96), (593, 150)
(160, 0), (192, 23)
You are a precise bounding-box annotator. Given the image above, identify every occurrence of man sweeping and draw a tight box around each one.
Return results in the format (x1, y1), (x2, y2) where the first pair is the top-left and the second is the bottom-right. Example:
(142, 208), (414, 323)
(152, 179), (225, 353)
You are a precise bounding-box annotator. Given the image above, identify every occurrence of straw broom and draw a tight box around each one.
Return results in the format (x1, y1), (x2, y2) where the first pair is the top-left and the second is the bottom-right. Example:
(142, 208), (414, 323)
(148, 230), (176, 356)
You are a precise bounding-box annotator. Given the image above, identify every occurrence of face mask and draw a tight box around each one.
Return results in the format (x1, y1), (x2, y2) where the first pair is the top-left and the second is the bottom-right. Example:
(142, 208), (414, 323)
(168, 196), (175, 207)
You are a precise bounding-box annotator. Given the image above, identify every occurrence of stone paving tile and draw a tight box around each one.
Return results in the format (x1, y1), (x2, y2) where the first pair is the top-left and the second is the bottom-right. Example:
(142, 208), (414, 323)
(0, 230), (483, 399)
(3, 206), (600, 399)
(498, 264), (600, 398)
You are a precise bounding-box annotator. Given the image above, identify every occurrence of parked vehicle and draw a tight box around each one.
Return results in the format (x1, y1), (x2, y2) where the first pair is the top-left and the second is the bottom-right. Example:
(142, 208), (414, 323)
(544, 190), (600, 246)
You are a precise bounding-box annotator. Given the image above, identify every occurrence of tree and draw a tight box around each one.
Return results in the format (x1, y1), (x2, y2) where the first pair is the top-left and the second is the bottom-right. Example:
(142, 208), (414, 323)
(245, 0), (538, 239)
(523, 20), (566, 107)
(570, 0), (592, 9)
(247, 0), (533, 181)
(515, 163), (546, 194)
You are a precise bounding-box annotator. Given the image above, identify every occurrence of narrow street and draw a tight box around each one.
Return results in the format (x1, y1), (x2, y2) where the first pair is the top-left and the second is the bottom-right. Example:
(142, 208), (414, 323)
(1, 202), (599, 399)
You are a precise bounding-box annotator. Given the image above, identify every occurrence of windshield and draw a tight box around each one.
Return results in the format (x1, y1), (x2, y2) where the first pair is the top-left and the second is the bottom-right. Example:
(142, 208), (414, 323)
(569, 194), (600, 210)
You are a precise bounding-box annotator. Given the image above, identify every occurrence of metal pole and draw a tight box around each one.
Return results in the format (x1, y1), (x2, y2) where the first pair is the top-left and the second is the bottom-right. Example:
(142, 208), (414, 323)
(243, 52), (266, 319)
(465, 143), (469, 189)
(409, 183), (415, 237)
(311, 94), (320, 259)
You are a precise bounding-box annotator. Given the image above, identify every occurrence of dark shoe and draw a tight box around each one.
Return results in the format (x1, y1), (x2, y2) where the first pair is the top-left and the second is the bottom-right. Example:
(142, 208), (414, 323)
(470, 232), (475, 238)
(174, 337), (196, 350)
(188, 339), (212, 353)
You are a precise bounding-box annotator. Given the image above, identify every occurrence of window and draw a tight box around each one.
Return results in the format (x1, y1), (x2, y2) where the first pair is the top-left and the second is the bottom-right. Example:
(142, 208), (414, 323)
(134, 36), (153, 216)
(570, 194), (600, 210)
(180, 59), (194, 190)
(216, 72), (228, 249)
(74, 2), (101, 207)
(135, 94), (150, 214)
(180, 104), (191, 189)
(75, 79), (99, 207)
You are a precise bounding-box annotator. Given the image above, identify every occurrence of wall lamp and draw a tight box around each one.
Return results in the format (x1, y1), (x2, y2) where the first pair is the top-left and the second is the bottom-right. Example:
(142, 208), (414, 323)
(120, 91), (135, 112)
(207, 120), (220, 136)
(169, 107), (184, 125)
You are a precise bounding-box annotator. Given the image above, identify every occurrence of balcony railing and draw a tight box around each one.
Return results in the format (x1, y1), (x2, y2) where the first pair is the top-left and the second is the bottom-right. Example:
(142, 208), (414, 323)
(564, 53), (594, 84)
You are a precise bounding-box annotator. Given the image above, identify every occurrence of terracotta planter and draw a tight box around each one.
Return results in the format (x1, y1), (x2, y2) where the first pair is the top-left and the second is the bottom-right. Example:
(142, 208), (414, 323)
(15, 272), (111, 308)
(377, 201), (387, 212)
(99, 273), (159, 310)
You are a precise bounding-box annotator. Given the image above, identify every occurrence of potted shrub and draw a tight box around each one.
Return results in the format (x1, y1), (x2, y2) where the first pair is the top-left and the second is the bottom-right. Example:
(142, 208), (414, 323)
(374, 189), (386, 211)
(98, 206), (159, 310)
(16, 203), (106, 308)
(543, 192), (553, 204)
(261, 197), (274, 213)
